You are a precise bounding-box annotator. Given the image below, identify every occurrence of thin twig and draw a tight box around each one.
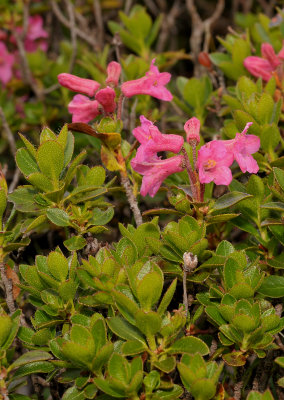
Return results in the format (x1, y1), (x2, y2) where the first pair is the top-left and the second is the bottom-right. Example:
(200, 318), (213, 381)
(65, 0), (77, 72)
(181, 147), (198, 201)
(93, 0), (104, 50)
(156, 2), (181, 53)
(129, 98), (138, 134)
(120, 173), (143, 226)
(183, 267), (189, 318)
(51, 0), (96, 48)
(186, 0), (225, 77)
(9, 169), (21, 193)
(0, 261), (16, 314)
(124, 0), (133, 14)
(233, 381), (243, 400)
(14, 31), (44, 100)
(0, 107), (16, 155)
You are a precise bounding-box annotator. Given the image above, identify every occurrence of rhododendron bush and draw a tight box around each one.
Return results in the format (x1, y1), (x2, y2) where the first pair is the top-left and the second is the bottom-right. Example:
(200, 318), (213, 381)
(0, 1), (284, 399)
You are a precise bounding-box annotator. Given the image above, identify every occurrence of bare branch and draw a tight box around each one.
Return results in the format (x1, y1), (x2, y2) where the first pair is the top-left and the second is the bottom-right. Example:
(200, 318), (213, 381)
(120, 173), (143, 227)
(0, 261), (16, 314)
(186, 0), (225, 77)
(93, 0), (104, 50)
(51, 0), (96, 48)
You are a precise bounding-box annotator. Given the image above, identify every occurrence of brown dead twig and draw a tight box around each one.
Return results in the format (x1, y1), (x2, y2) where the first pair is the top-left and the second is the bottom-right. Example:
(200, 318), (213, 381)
(186, 0), (225, 77)
(0, 262), (16, 314)
(51, 0), (97, 48)
(93, 0), (104, 50)
(120, 174), (143, 227)
(156, 1), (182, 53)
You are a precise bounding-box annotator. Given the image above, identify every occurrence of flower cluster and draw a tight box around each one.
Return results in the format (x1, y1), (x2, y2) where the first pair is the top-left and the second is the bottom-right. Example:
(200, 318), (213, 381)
(131, 116), (184, 197)
(197, 122), (260, 185)
(58, 58), (173, 123)
(244, 42), (284, 82)
(58, 62), (121, 123)
(0, 16), (48, 86)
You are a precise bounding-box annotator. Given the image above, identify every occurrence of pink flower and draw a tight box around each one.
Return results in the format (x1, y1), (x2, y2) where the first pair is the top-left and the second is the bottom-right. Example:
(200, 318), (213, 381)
(11, 16), (48, 52)
(197, 141), (234, 185)
(121, 59), (173, 101)
(244, 43), (284, 81)
(95, 87), (116, 113)
(230, 123), (260, 174)
(184, 117), (200, 144)
(106, 61), (121, 87)
(24, 16), (48, 52)
(68, 94), (100, 123)
(58, 73), (100, 97)
(131, 153), (184, 197)
(0, 42), (15, 85)
(133, 116), (184, 156)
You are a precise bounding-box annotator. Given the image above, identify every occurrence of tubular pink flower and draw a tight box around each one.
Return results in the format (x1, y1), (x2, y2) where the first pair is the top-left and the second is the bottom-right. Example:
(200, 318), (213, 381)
(133, 116), (184, 156)
(131, 154), (184, 197)
(197, 141), (234, 185)
(106, 61), (121, 87)
(243, 57), (274, 81)
(244, 42), (284, 81)
(58, 73), (100, 97)
(68, 94), (100, 123)
(231, 122), (260, 174)
(0, 42), (15, 85)
(121, 59), (173, 101)
(184, 117), (200, 144)
(95, 87), (116, 113)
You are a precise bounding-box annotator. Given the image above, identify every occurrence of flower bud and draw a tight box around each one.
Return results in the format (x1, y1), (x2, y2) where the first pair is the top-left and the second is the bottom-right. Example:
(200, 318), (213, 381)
(58, 73), (100, 97)
(106, 61), (121, 87)
(95, 87), (116, 113)
(184, 117), (200, 144)
(198, 52), (212, 69)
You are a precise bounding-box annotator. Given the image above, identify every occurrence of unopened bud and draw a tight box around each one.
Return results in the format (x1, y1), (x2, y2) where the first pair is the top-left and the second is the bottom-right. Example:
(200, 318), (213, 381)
(198, 52), (212, 69)
(184, 117), (200, 144)
(106, 61), (121, 87)
(58, 73), (100, 97)
(183, 252), (198, 272)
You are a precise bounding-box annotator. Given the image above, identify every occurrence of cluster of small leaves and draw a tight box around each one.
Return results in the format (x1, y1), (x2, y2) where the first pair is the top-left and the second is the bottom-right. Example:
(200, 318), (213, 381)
(0, 3), (283, 400)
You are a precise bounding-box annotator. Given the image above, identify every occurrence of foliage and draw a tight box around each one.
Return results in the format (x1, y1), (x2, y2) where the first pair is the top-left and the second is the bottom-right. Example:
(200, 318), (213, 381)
(0, 2), (283, 400)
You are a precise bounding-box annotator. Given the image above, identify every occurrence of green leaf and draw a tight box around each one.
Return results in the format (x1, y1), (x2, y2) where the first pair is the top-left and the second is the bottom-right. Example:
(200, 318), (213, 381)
(211, 192), (252, 212)
(222, 351), (246, 366)
(136, 270), (163, 310)
(36, 141), (64, 182)
(135, 310), (162, 336)
(108, 353), (129, 383)
(10, 350), (51, 369)
(47, 251), (69, 281)
(64, 236), (87, 251)
(62, 387), (85, 400)
(16, 148), (39, 176)
(113, 291), (139, 325)
(258, 275), (284, 298)
(13, 361), (54, 378)
(46, 208), (70, 227)
(157, 278), (177, 316)
(121, 340), (147, 356)
(107, 317), (145, 342)
(168, 337), (209, 355)
(273, 167), (284, 191)
(0, 316), (12, 347)
(153, 357), (176, 373)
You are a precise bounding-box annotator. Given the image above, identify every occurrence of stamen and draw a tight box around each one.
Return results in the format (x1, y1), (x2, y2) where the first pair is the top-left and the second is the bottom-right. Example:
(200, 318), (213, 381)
(204, 159), (216, 170)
